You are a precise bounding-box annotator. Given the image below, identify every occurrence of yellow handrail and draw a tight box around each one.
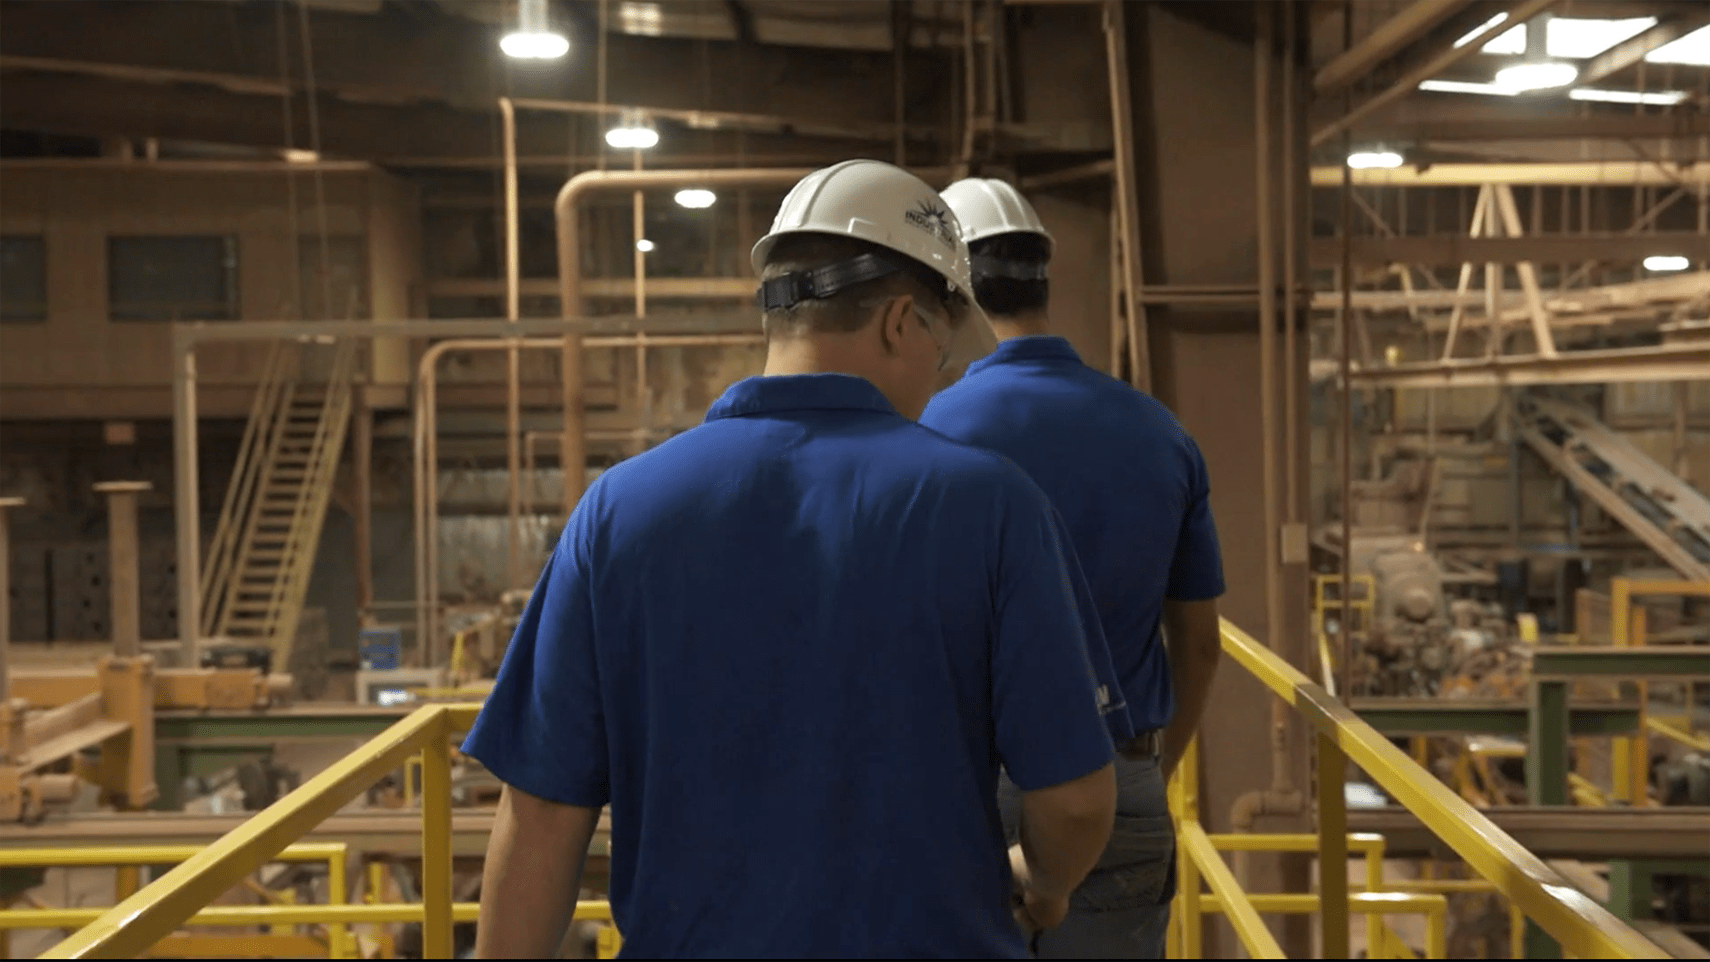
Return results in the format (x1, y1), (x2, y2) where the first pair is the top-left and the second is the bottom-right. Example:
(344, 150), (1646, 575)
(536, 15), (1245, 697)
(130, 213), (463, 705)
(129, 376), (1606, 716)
(38, 704), (480, 959)
(1215, 618), (1665, 959)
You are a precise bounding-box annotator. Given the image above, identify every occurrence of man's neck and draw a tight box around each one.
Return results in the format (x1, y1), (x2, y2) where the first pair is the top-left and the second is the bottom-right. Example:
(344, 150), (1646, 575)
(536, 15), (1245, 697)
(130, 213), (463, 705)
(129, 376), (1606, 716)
(988, 312), (1051, 342)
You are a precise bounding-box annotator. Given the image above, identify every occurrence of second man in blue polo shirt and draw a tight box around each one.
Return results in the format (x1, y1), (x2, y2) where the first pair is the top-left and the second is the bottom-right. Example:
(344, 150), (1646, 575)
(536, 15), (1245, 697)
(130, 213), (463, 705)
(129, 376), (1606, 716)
(923, 178), (1227, 959)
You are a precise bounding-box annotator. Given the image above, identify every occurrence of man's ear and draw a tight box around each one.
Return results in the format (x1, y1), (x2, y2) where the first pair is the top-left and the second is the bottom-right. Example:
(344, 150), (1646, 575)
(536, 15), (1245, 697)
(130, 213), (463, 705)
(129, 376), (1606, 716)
(876, 295), (910, 359)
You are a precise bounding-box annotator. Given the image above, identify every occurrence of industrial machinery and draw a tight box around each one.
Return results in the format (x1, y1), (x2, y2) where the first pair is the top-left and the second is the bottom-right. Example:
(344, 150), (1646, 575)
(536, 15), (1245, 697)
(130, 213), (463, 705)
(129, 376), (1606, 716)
(1331, 535), (1518, 698)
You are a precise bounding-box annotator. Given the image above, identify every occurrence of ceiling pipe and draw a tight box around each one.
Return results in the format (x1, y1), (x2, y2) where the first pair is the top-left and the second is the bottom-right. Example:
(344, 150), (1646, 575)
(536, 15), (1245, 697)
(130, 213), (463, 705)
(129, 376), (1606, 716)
(552, 167), (812, 521)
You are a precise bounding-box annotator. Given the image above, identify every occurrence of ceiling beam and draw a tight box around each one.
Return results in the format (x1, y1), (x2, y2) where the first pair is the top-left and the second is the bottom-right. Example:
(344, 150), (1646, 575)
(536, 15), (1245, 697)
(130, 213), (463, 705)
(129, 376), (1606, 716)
(0, 72), (886, 163)
(0, 0), (941, 143)
(1579, 9), (1710, 86)
(1349, 100), (1710, 142)
(1328, 344), (1710, 388)
(1309, 232), (1710, 268)
(1311, 0), (1562, 147)
(1311, 162), (1710, 187)
(1314, 0), (1474, 94)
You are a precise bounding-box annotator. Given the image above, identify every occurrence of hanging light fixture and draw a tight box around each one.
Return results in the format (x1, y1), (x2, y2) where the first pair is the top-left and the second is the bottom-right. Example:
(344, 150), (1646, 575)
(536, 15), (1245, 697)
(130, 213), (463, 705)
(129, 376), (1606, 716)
(674, 188), (716, 209)
(1643, 255), (1690, 272)
(1493, 15), (1576, 91)
(605, 109), (660, 150)
(1347, 149), (1404, 169)
(501, 0), (569, 60)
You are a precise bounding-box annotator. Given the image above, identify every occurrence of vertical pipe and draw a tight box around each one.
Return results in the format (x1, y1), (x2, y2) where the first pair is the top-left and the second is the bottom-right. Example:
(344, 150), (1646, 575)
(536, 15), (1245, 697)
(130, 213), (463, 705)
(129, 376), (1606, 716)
(506, 345), (522, 591)
(97, 482), (151, 661)
(1611, 577), (1632, 802)
(1103, 0), (1150, 392)
(354, 399), (373, 617)
(1281, 0), (1299, 523)
(632, 153), (650, 454)
(1255, 1), (1282, 660)
(0, 498), (19, 702)
(173, 343), (201, 663)
(1673, 383), (1689, 482)
(502, 97), (524, 594)
(1337, 0), (1355, 701)
(1630, 605), (1650, 808)
(1318, 733), (1350, 960)
(893, 1), (907, 167)
(420, 716), (453, 960)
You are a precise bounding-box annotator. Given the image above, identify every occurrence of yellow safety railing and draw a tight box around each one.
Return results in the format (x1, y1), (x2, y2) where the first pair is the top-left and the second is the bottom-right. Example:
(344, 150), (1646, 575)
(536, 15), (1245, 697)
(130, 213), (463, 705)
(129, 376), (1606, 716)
(43, 619), (1676, 960)
(0, 844), (350, 960)
(1166, 620), (1667, 960)
(37, 704), (619, 960)
(1610, 577), (1710, 804)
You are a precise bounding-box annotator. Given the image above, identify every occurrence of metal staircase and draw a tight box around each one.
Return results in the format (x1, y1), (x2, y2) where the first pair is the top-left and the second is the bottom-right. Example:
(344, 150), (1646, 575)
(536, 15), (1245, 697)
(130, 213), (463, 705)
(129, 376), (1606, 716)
(1515, 393), (1710, 582)
(200, 340), (357, 663)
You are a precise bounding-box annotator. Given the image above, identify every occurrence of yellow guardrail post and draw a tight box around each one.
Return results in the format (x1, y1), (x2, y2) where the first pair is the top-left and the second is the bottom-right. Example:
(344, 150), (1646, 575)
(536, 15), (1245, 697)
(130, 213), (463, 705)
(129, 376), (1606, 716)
(326, 843), (349, 961)
(421, 715), (453, 960)
(1318, 731), (1350, 959)
(1171, 738), (1202, 961)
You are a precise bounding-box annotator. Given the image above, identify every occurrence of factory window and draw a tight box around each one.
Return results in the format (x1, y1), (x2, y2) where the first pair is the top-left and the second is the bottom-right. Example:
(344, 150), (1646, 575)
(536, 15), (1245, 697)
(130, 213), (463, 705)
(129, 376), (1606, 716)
(0, 235), (47, 323)
(299, 235), (369, 320)
(108, 235), (239, 322)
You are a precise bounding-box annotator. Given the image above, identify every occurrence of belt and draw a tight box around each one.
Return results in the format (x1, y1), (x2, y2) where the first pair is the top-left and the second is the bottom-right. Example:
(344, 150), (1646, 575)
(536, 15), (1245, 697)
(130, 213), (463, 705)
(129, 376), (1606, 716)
(1120, 729), (1162, 760)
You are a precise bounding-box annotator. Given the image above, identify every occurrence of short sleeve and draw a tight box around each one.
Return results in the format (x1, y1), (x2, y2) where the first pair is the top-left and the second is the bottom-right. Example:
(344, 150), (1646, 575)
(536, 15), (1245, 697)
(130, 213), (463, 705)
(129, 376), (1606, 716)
(461, 512), (609, 808)
(990, 486), (1118, 792)
(1166, 438), (1226, 602)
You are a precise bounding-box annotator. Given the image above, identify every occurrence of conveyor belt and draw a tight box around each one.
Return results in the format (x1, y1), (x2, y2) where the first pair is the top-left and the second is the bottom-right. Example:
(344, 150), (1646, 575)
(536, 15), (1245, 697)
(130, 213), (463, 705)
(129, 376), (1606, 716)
(1515, 394), (1710, 582)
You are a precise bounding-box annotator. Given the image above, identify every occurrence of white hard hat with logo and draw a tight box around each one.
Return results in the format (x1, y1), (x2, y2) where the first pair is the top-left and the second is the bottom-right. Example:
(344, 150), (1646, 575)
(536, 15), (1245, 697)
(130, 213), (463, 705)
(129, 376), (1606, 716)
(753, 160), (996, 369)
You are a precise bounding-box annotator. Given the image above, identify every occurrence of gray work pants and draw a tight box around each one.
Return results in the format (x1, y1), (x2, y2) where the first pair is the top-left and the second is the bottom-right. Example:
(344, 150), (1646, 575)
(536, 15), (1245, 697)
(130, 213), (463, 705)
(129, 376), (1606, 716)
(998, 754), (1175, 959)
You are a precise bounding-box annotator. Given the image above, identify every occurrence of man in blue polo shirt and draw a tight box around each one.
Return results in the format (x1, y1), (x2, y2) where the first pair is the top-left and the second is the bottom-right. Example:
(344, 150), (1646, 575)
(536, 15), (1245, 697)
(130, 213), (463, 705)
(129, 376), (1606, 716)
(923, 179), (1227, 959)
(465, 160), (1133, 958)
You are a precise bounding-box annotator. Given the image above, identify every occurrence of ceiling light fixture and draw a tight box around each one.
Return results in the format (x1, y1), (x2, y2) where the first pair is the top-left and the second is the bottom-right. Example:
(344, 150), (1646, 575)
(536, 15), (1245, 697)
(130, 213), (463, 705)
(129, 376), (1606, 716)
(1643, 255), (1690, 272)
(1347, 150), (1404, 170)
(501, 0), (569, 60)
(674, 188), (716, 209)
(1493, 15), (1577, 91)
(1569, 88), (1687, 106)
(605, 109), (659, 150)
(636, 239), (656, 253)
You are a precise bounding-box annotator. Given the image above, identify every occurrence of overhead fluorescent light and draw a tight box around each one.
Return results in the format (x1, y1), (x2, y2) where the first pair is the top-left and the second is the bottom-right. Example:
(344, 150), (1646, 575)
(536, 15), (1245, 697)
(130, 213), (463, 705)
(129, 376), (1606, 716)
(1544, 18), (1656, 58)
(1460, 17), (1658, 59)
(635, 239), (656, 253)
(674, 188), (716, 209)
(1453, 13), (1508, 49)
(1645, 24), (1710, 67)
(1494, 61), (1578, 92)
(617, 2), (665, 36)
(1347, 151), (1404, 170)
(1644, 255), (1691, 272)
(501, 31), (569, 60)
(605, 110), (659, 150)
(1569, 88), (1688, 106)
(1418, 79), (1518, 97)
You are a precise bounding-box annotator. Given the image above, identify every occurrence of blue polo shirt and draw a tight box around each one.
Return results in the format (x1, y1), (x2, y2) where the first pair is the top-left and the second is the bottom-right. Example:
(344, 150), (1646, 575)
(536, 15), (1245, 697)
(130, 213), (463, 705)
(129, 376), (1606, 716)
(463, 373), (1126, 959)
(922, 336), (1226, 732)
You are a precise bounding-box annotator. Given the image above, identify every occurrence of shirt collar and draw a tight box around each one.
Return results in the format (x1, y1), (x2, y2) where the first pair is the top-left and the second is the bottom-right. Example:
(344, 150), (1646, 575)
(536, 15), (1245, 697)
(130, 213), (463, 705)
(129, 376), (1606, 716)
(704, 374), (900, 422)
(965, 335), (1082, 377)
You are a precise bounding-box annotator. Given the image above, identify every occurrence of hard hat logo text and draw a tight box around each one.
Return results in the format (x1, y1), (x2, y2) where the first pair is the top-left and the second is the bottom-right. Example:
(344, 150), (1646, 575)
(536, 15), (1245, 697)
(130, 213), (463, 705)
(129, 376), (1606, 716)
(905, 200), (958, 249)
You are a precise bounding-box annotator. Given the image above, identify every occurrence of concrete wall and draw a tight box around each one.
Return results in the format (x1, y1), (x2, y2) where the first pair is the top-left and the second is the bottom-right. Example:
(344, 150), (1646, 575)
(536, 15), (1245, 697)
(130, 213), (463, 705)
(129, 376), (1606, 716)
(0, 163), (421, 420)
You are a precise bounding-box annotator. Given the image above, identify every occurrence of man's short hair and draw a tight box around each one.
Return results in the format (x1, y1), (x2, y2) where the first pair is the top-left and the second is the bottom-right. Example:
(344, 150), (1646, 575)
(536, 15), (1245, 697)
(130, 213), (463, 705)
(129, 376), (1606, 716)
(969, 233), (1051, 318)
(758, 233), (953, 338)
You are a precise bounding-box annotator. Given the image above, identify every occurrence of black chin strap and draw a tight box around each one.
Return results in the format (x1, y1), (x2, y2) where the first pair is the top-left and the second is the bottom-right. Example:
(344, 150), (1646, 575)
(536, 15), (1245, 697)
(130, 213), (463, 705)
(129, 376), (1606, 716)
(757, 252), (951, 311)
(971, 253), (1048, 283)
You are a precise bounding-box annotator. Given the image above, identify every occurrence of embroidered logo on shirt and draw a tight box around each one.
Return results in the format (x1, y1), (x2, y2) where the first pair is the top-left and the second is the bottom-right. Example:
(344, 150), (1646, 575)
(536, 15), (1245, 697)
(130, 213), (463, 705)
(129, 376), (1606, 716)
(904, 199), (957, 249)
(1096, 685), (1111, 709)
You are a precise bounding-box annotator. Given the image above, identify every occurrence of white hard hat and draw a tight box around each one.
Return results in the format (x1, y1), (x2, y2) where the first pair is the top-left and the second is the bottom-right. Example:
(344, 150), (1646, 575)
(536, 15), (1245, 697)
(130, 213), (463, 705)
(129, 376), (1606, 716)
(753, 160), (996, 369)
(940, 177), (1054, 253)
